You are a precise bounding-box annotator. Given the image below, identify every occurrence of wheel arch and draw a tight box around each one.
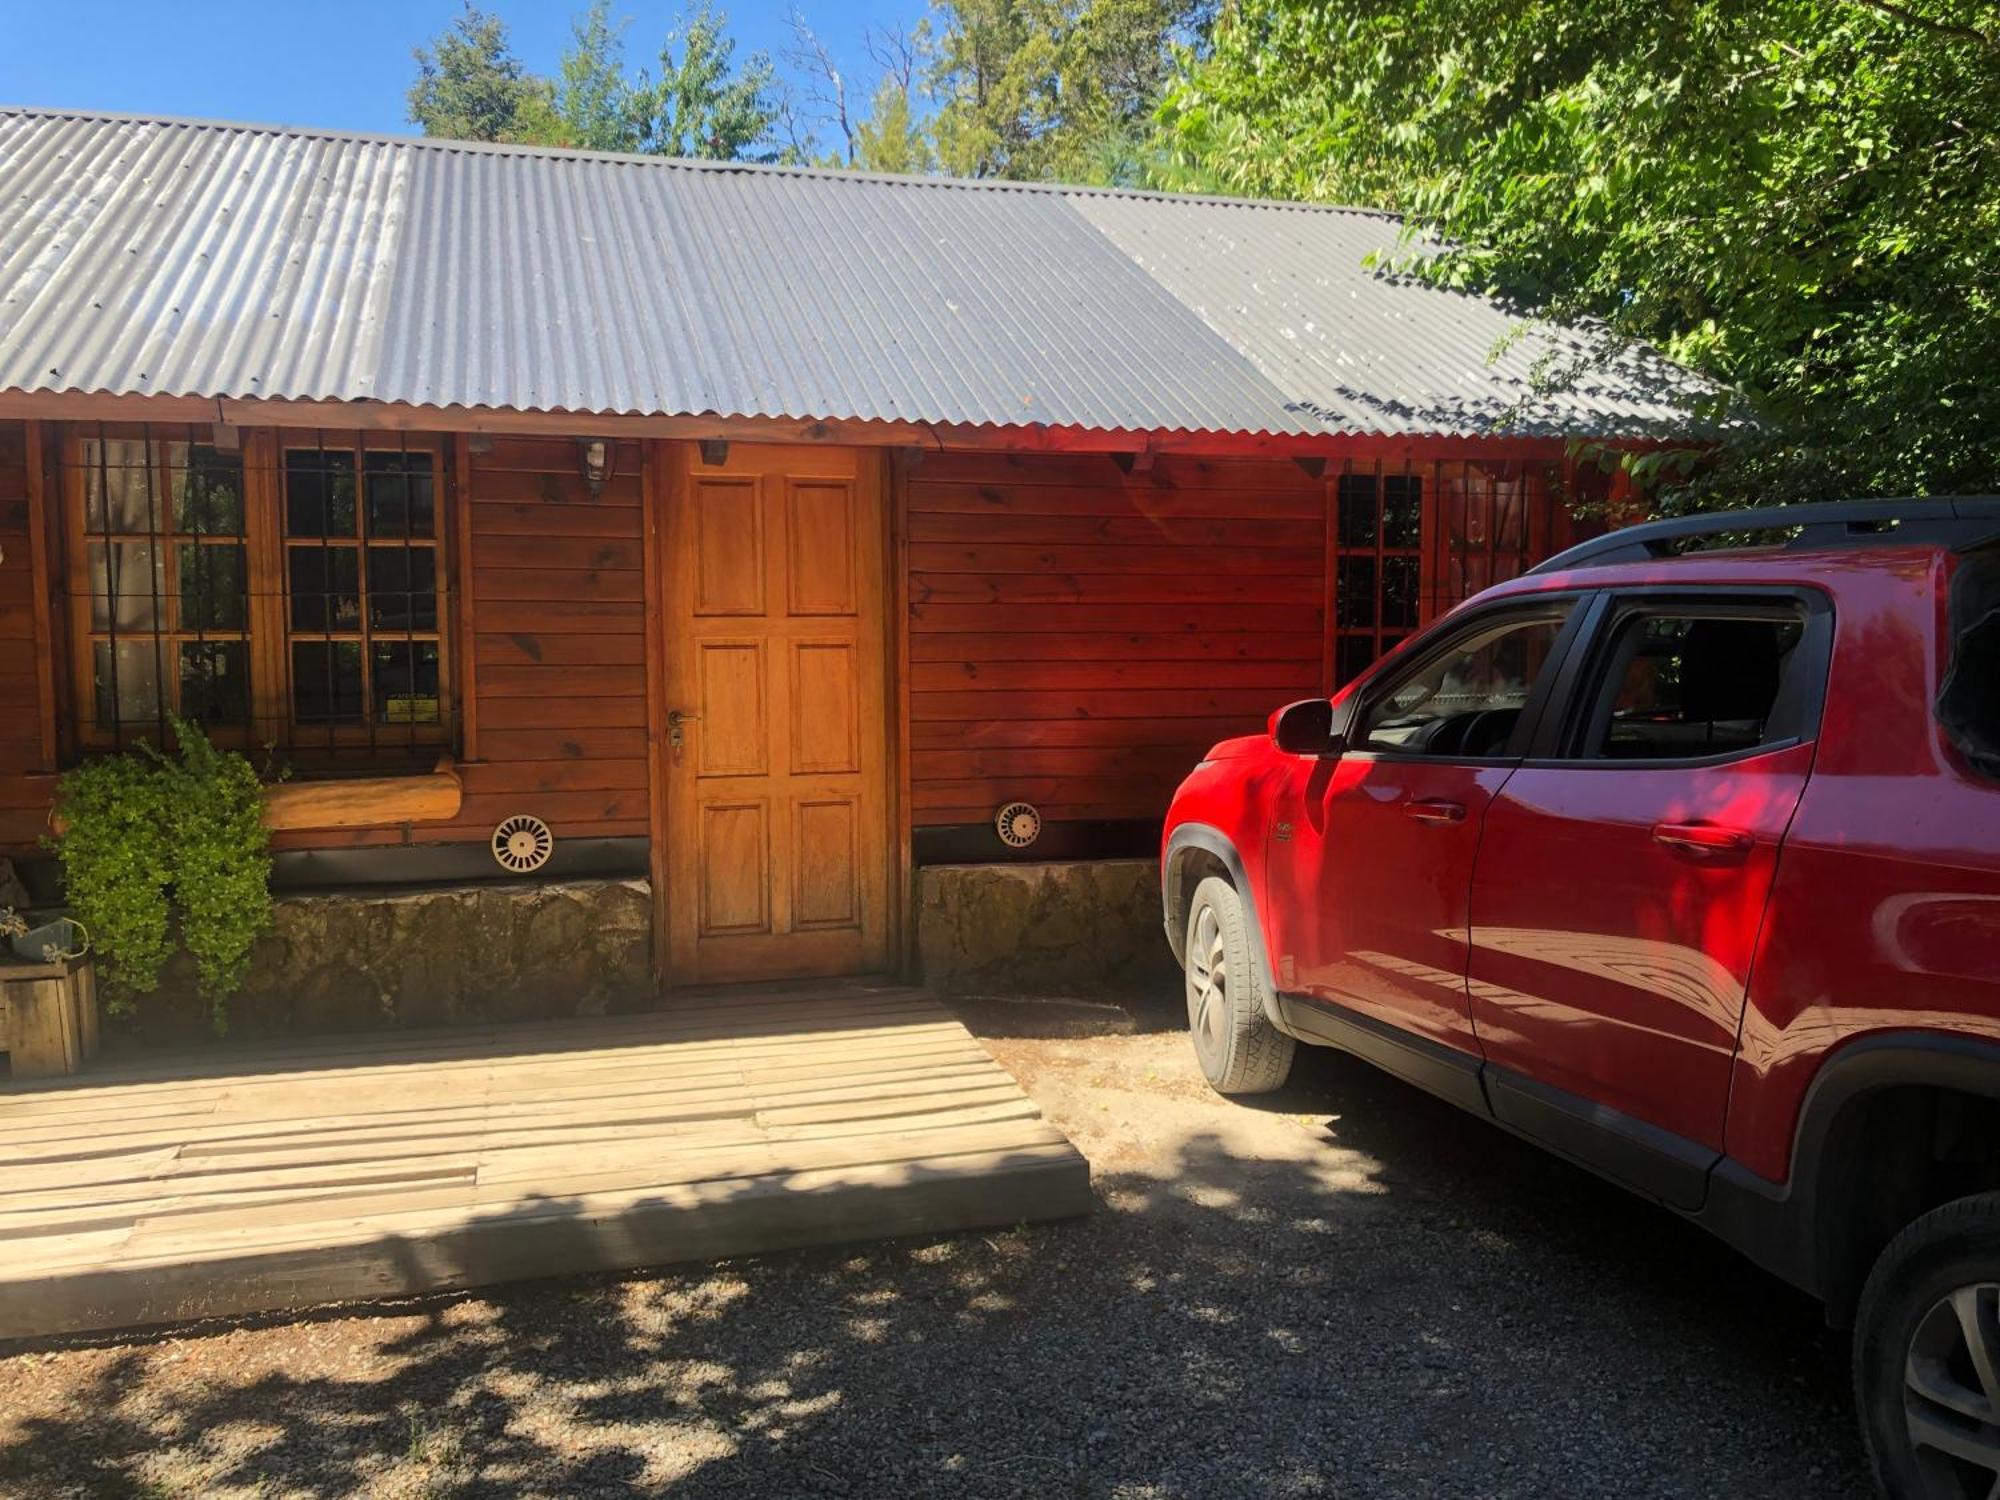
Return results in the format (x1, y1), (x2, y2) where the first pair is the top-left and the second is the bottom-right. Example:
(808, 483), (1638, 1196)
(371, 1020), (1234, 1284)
(1161, 824), (1283, 1027)
(1786, 1033), (2000, 1318)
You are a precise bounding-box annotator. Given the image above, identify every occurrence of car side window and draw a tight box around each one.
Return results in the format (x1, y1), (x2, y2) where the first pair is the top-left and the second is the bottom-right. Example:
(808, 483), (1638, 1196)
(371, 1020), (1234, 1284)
(1573, 609), (1807, 761)
(1357, 612), (1570, 759)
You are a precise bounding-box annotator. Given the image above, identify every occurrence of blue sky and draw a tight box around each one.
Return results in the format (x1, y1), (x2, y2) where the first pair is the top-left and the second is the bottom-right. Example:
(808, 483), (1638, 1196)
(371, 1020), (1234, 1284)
(0, 0), (916, 141)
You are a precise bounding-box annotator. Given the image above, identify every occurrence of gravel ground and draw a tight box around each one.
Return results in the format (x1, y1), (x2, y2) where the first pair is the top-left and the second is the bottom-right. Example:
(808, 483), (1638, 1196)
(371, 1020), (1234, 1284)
(0, 989), (1869, 1499)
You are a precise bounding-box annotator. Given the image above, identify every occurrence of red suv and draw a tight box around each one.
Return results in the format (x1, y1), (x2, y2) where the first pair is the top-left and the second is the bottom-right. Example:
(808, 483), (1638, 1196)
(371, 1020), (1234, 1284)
(1161, 499), (2000, 1498)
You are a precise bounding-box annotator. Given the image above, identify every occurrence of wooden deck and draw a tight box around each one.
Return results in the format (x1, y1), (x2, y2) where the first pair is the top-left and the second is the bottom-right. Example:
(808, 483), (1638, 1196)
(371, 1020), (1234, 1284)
(0, 985), (1090, 1341)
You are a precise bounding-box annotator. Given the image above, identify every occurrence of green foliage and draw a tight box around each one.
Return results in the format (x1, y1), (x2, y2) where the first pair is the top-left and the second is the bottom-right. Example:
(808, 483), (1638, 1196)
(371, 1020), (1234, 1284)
(638, 3), (782, 160)
(1154, 0), (2000, 508)
(489, 1), (781, 161)
(930, 0), (1212, 181)
(52, 719), (272, 1031)
(855, 78), (936, 173)
(52, 751), (174, 1008)
(408, 3), (538, 142)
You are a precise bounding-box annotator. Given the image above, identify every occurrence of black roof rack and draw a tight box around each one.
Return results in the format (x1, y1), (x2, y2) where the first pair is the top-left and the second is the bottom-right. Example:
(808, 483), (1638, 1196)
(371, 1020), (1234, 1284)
(1526, 497), (2000, 576)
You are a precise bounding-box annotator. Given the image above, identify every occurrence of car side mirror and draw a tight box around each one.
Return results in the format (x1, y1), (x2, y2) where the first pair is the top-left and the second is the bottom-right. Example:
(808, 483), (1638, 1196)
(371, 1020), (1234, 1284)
(1270, 698), (1344, 757)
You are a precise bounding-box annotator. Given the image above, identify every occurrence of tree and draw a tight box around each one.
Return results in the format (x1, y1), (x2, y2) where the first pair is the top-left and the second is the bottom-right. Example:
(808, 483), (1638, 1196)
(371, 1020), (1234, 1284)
(855, 76), (936, 173)
(1155, 0), (2000, 508)
(929, 0), (1210, 182)
(407, 3), (536, 142)
(634, 3), (781, 160)
(509, 0), (643, 151)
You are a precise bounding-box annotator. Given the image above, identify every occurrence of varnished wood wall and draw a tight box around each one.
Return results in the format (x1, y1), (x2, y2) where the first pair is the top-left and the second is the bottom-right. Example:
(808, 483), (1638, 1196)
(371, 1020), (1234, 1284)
(904, 451), (1331, 827)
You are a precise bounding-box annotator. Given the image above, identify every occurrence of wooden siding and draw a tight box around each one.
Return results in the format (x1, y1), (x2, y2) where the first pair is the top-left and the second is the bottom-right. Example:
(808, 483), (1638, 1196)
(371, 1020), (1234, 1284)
(905, 451), (1330, 826)
(0, 422), (57, 849)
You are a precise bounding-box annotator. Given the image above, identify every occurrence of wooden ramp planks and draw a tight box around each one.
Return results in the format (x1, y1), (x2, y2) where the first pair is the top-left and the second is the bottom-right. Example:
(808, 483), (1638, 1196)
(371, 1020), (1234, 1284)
(0, 985), (1091, 1341)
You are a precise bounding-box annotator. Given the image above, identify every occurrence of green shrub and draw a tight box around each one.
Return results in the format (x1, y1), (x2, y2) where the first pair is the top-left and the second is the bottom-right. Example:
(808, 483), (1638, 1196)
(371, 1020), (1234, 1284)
(52, 717), (273, 1031)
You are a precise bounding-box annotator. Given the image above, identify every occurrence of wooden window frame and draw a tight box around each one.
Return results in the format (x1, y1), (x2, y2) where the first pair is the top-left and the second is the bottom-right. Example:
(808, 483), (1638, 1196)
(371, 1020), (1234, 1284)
(274, 429), (454, 760)
(1330, 461), (1428, 688)
(59, 424), (455, 765)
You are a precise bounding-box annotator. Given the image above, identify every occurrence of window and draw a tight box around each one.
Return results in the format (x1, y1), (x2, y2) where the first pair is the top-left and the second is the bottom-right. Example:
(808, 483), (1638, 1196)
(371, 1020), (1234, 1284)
(70, 435), (252, 734)
(64, 425), (451, 763)
(282, 444), (443, 736)
(1572, 610), (1806, 762)
(1333, 470), (1424, 686)
(1358, 611), (1570, 759)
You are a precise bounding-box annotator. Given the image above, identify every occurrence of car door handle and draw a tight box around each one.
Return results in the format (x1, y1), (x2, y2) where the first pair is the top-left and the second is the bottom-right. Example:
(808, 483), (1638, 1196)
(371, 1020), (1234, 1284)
(1406, 798), (1467, 824)
(1652, 821), (1754, 858)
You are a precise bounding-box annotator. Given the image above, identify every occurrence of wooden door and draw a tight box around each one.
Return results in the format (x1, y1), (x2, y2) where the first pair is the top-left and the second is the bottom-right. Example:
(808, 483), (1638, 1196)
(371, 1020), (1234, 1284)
(660, 444), (891, 984)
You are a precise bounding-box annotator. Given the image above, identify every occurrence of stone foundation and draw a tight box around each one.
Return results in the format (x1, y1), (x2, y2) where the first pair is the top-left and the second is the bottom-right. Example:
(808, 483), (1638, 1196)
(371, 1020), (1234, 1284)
(110, 878), (654, 1042)
(916, 859), (1178, 998)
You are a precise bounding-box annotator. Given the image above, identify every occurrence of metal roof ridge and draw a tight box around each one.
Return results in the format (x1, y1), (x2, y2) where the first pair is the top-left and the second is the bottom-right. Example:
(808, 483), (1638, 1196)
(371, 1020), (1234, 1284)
(0, 102), (1401, 220)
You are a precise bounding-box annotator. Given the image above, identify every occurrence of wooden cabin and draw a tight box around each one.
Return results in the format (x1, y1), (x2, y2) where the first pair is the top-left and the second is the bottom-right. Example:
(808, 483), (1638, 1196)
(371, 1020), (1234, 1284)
(0, 108), (1699, 1017)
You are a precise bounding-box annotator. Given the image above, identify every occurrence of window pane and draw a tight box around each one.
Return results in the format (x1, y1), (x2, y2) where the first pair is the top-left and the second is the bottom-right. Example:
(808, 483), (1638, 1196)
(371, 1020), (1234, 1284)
(1587, 615), (1804, 760)
(92, 639), (166, 725)
(87, 541), (166, 631)
(173, 444), (245, 535)
(364, 452), (436, 536)
(1360, 613), (1570, 758)
(179, 641), (249, 726)
(1336, 556), (1377, 628)
(285, 450), (358, 537)
(1382, 475), (1422, 549)
(372, 641), (441, 724)
(292, 640), (364, 723)
(366, 545), (438, 631)
(1336, 634), (1377, 688)
(288, 545), (361, 632)
(1337, 475), (1377, 548)
(1383, 555), (1420, 629)
(177, 543), (246, 631)
(82, 438), (162, 533)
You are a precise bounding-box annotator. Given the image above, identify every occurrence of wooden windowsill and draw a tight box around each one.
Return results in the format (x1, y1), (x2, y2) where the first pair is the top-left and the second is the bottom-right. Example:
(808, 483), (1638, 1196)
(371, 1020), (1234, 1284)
(260, 755), (462, 831)
(45, 756), (463, 837)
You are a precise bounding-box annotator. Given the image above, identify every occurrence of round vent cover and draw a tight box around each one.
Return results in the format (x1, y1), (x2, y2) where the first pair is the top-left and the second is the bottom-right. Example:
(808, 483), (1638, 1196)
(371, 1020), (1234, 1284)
(995, 801), (1042, 849)
(492, 814), (554, 874)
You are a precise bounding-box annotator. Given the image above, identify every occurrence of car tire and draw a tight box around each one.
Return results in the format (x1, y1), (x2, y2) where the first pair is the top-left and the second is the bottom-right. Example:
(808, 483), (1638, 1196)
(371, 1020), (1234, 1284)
(1182, 874), (1295, 1095)
(1855, 1192), (2000, 1500)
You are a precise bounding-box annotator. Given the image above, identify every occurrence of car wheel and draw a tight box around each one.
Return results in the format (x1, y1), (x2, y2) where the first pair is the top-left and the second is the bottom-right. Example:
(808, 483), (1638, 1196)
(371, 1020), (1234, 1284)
(1856, 1192), (2000, 1499)
(1183, 874), (1295, 1095)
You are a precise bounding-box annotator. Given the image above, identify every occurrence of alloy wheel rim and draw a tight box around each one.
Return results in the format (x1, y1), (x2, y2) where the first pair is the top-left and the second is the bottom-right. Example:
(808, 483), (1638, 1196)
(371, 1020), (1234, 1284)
(1906, 1282), (2000, 1498)
(1187, 903), (1229, 1065)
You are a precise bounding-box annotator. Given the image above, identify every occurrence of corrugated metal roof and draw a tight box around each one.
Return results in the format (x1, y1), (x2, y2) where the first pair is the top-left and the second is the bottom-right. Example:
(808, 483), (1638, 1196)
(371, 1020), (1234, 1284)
(0, 107), (1711, 439)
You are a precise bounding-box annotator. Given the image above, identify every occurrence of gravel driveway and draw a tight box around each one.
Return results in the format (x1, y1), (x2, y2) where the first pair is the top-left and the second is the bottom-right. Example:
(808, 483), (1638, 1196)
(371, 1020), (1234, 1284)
(0, 990), (1868, 1498)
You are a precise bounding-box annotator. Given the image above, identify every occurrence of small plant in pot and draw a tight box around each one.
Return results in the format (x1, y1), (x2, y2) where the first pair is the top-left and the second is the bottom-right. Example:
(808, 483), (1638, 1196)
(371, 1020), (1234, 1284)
(50, 716), (274, 1033)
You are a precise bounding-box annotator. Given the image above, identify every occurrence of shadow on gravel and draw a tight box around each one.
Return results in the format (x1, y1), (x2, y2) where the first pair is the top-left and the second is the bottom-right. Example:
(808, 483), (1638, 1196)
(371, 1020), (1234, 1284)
(0, 1021), (1868, 1499)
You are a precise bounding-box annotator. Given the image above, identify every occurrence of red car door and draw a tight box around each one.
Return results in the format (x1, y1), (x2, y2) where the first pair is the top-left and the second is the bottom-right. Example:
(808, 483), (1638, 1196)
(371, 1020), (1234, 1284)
(1268, 603), (1581, 1057)
(1467, 597), (1826, 1203)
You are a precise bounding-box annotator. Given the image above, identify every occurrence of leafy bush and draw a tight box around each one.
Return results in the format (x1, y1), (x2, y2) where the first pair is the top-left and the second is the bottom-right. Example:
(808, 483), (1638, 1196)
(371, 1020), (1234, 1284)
(52, 718), (273, 1030)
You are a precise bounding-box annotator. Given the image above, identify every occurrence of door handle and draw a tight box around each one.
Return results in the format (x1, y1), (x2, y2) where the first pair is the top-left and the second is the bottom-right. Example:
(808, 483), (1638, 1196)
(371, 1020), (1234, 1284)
(1652, 821), (1754, 858)
(1406, 798), (1467, 824)
(666, 709), (701, 752)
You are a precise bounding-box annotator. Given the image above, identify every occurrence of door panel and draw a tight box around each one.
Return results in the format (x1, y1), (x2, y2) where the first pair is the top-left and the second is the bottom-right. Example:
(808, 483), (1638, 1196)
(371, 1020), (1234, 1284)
(664, 444), (890, 984)
(1275, 756), (1511, 1052)
(1467, 600), (1823, 1152)
(1468, 742), (1812, 1150)
(1266, 605), (1578, 1054)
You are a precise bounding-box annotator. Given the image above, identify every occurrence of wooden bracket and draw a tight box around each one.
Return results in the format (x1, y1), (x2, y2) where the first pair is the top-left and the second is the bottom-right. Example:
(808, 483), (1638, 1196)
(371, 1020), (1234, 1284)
(699, 439), (730, 468)
(1293, 456), (1329, 479)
